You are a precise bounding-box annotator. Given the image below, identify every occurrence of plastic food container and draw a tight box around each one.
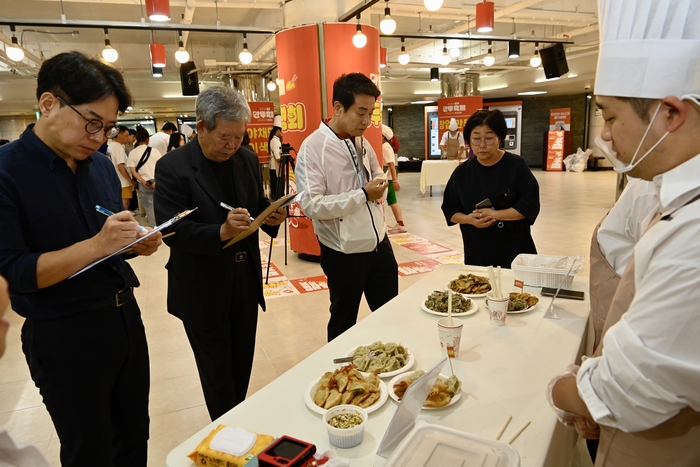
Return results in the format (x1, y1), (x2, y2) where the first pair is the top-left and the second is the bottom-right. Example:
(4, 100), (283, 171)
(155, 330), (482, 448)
(322, 405), (367, 449)
(511, 254), (576, 288)
(385, 422), (520, 467)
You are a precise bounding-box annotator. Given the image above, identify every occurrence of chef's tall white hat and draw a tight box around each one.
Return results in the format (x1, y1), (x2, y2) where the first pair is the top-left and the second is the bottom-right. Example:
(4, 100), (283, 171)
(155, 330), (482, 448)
(449, 118), (458, 131)
(273, 115), (282, 128)
(595, 0), (700, 99)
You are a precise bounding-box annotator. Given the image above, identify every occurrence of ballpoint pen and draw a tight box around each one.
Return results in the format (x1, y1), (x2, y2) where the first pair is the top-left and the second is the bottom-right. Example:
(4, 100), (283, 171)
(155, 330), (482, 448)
(220, 202), (254, 222)
(95, 205), (147, 233)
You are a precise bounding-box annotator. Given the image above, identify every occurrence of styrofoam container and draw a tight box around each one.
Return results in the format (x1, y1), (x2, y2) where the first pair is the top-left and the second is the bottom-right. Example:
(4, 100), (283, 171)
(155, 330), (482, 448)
(511, 254), (576, 288)
(385, 422), (520, 467)
(323, 405), (367, 448)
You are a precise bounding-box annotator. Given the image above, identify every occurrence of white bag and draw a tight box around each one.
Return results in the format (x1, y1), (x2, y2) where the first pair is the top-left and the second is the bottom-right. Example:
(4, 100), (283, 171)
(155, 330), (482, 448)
(564, 147), (592, 172)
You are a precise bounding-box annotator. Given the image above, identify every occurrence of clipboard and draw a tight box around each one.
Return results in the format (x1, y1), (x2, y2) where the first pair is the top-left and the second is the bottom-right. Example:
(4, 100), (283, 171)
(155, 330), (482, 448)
(223, 192), (301, 249)
(69, 208), (198, 279)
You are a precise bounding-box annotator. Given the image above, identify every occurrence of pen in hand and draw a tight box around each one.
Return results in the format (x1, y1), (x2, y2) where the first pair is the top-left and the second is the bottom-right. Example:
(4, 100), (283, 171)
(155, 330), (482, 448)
(95, 205), (147, 232)
(220, 202), (254, 222)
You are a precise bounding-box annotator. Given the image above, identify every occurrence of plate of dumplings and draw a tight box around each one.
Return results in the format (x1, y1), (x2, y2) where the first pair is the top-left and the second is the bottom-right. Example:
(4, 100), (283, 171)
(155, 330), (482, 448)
(305, 365), (388, 415)
(341, 341), (415, 378)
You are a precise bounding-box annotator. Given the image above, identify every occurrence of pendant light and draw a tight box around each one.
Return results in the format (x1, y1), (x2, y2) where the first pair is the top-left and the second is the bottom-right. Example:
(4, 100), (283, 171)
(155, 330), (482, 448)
(397, 38), (410, 65)
(508, 40), (520, 59)
(424, 0), (443, 12)
(152, 66), (163, 78)
(476, 1), (494, 33)
(6, 26), (24, 62)
(175, 30), (189, 63)
(101, 28), (118, 63)
(530, 42), (542, 67)
(150, 42), (166, 68)
(380, 0), (396, 35)
(239, 33), (252, 64)
(379, 47), (387, 68)
(439, 39), (451, 66)
(267, 78), (277, 91)
(483, 40), (495, 66)
(430, 67), (439, 82)
(145, 0), (170, 22)
(352, 14), (367, 49)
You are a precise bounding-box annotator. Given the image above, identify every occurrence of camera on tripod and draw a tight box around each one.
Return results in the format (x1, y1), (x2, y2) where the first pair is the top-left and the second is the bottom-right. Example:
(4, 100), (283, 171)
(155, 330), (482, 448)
(281, 142), (295, 157)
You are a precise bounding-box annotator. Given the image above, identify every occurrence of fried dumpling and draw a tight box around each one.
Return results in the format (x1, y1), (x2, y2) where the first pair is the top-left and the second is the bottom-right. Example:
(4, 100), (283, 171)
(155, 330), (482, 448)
(324, 389), (342, 409)
(358, 391), (380, 408)
(365, 373), (380, 388)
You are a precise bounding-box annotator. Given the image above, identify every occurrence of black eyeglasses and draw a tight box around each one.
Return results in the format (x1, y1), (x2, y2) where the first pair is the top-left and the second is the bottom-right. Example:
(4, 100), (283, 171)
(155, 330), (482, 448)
(55, 95), (119, 139)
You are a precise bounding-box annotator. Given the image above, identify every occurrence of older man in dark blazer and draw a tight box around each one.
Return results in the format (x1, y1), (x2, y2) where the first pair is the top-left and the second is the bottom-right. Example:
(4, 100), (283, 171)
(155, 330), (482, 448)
(154, 86), (285, 420)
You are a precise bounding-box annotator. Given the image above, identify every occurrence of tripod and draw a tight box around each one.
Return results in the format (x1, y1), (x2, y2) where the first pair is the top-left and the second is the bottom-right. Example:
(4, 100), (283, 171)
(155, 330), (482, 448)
(264, 145), (299, 283)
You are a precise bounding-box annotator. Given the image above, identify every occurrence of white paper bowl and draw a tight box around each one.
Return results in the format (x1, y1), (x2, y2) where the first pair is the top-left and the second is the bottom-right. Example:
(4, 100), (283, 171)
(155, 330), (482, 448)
(322, 405), (367, 449)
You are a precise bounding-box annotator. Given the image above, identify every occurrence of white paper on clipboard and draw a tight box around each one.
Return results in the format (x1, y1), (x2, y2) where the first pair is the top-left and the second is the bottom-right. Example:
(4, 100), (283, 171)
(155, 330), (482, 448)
(223, 191), (302, 249)
(69, 208), (198, 279)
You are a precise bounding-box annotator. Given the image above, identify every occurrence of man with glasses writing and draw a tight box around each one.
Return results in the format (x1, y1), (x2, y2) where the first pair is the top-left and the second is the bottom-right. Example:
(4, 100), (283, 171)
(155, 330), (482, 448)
(0, 52), (161, 466)
(441, 109), (540, 267)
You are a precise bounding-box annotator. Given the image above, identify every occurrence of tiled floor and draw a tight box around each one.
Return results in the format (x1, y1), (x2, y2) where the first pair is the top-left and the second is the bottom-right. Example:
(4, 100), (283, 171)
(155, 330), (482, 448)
(0, 169), (618, 466)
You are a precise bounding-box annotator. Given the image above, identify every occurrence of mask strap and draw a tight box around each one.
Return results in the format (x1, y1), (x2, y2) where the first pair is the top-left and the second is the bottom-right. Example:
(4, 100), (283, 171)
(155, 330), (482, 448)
(630, 102), (663, 166)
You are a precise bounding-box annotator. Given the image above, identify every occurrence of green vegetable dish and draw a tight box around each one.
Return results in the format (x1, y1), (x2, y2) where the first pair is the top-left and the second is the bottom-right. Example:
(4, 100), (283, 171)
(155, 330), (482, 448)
(327, 413), (364, 429)
(425, 290), (473, 314)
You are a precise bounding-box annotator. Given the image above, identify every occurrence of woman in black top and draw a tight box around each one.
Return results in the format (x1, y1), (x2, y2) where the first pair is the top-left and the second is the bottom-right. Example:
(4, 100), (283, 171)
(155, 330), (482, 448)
(441, 109), (540, 267)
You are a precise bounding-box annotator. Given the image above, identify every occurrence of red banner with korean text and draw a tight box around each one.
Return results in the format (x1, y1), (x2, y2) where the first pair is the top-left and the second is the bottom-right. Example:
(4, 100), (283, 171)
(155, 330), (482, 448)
(549, 108), (571, 131)
(546, 130), (565, 170)
(437, 96), (483, 148)
(247, 101), (275, 163)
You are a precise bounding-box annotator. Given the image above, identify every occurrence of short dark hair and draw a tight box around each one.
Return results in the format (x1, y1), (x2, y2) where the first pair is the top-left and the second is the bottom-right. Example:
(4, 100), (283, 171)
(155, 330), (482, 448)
(332, 73), (380, 111)
(464, 109), (507, 144)
(161, 122), (178, 132)
(117, 125), (129, 134)
(135, 126), (150, 143)
(167, 132), (183, 151)
(615, 97), (657, 123)
(128, 128), (137, 136)
(36, 51), (132, 112)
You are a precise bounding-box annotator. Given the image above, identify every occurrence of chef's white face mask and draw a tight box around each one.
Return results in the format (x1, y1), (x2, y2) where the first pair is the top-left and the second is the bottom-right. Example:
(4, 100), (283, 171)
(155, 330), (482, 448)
(596, 101), (670, 174)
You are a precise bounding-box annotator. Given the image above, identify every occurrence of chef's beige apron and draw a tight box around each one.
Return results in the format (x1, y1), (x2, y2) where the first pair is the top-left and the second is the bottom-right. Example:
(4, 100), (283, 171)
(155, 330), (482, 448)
(589, 217), (621, 350)
(446, 135), (461, 160)
(594, 205), (700, 467)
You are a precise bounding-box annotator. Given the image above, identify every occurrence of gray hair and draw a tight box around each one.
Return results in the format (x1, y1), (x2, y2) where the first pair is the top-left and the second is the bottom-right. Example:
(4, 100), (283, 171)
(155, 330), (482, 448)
(195, 86), (251, 131)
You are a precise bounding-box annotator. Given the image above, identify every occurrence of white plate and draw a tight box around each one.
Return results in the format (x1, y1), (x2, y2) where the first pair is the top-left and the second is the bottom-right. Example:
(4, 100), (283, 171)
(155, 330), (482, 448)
(485, 302), (538, 314)
(387, 373), (462, 410)
(444, 282), (490, 298)
(342, 346), (416, 379)
(421, 298), (479, 317)
(304, 376), (388, 416)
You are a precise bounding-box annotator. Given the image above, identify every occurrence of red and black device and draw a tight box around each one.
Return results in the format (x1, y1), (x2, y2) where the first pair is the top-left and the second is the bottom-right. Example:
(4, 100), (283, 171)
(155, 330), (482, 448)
(258, 435), (316, 467)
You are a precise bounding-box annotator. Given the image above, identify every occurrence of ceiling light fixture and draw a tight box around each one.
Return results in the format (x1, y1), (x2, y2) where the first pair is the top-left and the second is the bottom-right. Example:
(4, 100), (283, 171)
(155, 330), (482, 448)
(508, 40), (520, 59)
(267, 75), (276, 91)
(483, 40), (495, 66)
(476, 1), (494, 33)
(152, 65), (163, 78)
(424, 0), (443, 12)
(380, 47), (387, 68)
(239, 33), (252, 64)
(530, 42), (541, 67)
(352, 14), (367, 48)
(439, 39), (451, 66)
(145, 0), (171, 22)
(150, 42), (166, 67)
(380, 0), (396, 35)
(6, 25), (24, 62)
(430, 67), (439, 81)
(175, 30), (189, 63)
(397, 38), (410, 65)
(101, 28), (118, 62)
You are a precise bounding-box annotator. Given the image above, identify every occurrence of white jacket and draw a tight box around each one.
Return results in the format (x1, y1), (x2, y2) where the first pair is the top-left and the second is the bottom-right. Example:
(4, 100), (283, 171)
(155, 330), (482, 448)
(296, 122), (386, 253)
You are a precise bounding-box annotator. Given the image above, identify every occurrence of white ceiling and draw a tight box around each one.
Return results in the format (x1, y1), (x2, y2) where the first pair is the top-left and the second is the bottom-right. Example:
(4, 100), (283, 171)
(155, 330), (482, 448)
(0, 0), (600, 118)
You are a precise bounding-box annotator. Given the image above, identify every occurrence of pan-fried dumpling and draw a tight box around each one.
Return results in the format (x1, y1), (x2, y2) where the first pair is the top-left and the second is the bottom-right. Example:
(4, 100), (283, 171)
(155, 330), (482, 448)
(352, 355), (370, 372)
(442, 375), (462, 396)
(324, 389), (342, 409)
(405, 370), (425, 385)
(365, 373), (380, 388)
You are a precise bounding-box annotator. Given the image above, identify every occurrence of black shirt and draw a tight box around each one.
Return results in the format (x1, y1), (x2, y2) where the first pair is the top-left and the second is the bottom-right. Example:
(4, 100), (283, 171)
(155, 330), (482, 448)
(0, 125), (139, 320)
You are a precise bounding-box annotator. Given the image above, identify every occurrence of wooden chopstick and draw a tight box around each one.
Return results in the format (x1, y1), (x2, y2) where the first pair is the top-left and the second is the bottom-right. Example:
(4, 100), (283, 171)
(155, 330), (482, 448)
(507, 421), (531, 444)
(495, 415), (512, 440)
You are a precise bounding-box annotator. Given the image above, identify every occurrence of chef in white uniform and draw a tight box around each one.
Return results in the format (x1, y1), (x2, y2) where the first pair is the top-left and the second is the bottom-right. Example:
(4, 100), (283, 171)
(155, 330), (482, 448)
(548, 1), (700, 465)
(440, 118), (466, 160)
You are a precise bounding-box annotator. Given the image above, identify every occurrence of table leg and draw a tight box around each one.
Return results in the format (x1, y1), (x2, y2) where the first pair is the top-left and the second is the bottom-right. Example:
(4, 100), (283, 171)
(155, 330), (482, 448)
(430, 185), (432, 197)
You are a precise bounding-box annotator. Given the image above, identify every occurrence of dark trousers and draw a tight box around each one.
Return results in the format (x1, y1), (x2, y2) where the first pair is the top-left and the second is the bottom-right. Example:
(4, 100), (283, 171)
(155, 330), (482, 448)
(320, 235), (398, 341)
(269, 168), (279, 200)
(183, 254), (260, 421)
(21, 300), (150, 467)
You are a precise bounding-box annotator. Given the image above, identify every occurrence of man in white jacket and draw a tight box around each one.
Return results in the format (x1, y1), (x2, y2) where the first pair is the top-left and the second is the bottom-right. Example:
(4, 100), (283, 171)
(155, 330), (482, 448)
(296, 73), (398, 341)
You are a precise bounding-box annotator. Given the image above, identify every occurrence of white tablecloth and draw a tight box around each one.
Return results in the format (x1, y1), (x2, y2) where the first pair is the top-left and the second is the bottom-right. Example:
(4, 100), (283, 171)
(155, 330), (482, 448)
(419, 160), (460, 194)
(167, 265), (589, 467)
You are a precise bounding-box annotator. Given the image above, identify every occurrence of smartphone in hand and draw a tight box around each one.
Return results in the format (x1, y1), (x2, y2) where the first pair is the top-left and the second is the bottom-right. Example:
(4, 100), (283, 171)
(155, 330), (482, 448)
(475, 198), (493, 209)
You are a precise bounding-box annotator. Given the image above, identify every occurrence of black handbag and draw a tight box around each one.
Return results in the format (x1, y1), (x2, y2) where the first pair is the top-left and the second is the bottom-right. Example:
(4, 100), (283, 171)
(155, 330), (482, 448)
(132, 147), (152, 183)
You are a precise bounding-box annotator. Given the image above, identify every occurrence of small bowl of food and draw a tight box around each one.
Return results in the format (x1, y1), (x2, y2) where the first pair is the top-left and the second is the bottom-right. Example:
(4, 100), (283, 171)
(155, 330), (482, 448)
(323, 404), (368, 448)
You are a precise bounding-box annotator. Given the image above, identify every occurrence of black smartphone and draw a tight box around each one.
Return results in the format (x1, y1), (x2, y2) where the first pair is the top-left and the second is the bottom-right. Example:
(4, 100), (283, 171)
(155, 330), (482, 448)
(475, 198), (493, 209)
(541, 288), (585, 300)
(258, 436), (316, 467)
